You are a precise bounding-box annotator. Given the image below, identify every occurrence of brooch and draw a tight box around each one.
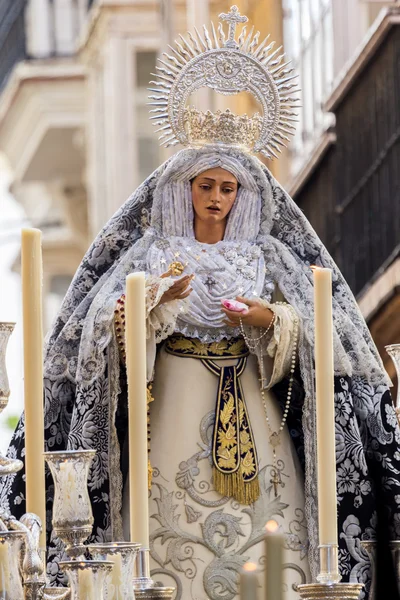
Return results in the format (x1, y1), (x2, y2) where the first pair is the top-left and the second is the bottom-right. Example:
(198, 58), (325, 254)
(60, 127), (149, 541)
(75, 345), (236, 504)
(168, 261), (186, 276)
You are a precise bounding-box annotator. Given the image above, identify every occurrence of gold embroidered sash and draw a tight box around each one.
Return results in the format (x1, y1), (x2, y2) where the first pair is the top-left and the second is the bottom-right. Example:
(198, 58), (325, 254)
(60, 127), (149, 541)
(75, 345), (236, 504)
(164, 335), (260, 505)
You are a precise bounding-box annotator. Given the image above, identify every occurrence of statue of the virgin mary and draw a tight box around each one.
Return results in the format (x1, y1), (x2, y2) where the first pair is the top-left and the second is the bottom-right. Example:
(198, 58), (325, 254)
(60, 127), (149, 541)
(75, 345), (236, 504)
(2, 6), (400, 599)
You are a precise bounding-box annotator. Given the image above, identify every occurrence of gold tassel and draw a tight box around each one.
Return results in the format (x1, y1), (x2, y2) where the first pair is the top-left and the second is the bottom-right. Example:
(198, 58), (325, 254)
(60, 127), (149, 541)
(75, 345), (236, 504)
(213, 467), (260, 505)
(148, 458), (153, 490)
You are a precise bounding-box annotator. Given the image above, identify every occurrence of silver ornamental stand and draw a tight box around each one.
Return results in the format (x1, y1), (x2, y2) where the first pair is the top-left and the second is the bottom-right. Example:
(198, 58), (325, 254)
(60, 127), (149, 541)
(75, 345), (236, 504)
(297, 545), (363, 599)
(58, 560), (113, 600)
(297, 343), (400, 599)
(0, 322), (70, 600)
(44, 450), (112, 599)
(0, 323), (23, 475)
(360, 541), (377, 600)
(44, 450), (96, 559)
(386, 344), (400, 424)
(88, 541), (141, 600)
(133, 548), (175, 599)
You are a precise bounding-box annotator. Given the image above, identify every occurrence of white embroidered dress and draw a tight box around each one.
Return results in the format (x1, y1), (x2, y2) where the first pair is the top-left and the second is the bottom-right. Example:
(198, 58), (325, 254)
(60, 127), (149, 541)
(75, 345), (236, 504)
(122, 236), (310, 600)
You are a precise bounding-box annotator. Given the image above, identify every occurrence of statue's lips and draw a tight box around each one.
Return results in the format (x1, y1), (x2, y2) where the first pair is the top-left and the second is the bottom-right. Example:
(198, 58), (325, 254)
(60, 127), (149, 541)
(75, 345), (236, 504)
(206, 206), (221, 212)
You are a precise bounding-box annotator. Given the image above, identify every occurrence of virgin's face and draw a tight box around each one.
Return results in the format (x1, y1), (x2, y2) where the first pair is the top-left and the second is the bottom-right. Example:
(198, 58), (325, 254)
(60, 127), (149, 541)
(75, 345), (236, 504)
(191, 167), (239, 226)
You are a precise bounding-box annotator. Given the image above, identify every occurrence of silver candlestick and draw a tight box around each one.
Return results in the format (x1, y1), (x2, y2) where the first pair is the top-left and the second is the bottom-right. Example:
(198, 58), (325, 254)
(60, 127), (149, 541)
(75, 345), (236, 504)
(133, 548), (154, 590)
(88, 541), (141, 600)
(42, 590), (70, 600)
(386, 344), (400, 424)
(0, 531), (26, 600)
(360, 540), (377, 600)
(297, 544), (363, 599)
(133, 548), (175, 599)
(390, 541), (400, 597)
(3, 513), (69, 600)
(0, 322), (23, 476)
(44, 450), (95, 559)
(59, 560), (113, 600)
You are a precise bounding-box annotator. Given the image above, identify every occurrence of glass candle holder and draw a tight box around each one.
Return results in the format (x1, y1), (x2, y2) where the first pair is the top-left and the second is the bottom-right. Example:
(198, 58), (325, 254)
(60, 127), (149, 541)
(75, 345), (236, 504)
(0, 531), (26, 600)
(88, 542), (141, 600)
(42, 589), (71, 600)
(59, 560), (113, 600)
(386, 344), (400, 417)
(44, 450), (96, 558)
(360, 540), (376, 600)
(0, 322), (23, 476)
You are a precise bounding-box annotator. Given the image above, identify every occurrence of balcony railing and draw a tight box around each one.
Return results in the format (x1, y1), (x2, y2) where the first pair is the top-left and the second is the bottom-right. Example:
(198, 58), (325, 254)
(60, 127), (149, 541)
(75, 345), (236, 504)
(29, 0), (94, 58)
(294, 22), (400, 298)
(0, 0), (27, 92)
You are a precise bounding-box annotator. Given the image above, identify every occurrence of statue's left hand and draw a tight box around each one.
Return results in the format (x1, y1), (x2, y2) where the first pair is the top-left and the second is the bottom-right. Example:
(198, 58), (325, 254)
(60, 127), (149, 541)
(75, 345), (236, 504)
(222, 296), (274, 329)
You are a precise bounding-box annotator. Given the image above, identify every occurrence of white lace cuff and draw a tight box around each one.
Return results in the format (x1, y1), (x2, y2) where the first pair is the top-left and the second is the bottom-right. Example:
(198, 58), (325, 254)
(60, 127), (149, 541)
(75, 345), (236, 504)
(145, 275), (188, 381)
(114, 275), (188, 381)
(244, 301), (299, 389)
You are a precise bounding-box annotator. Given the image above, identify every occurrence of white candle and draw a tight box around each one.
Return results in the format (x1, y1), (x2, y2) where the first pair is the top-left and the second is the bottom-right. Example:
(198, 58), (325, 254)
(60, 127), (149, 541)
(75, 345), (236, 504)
(21, 228), (46, 549)
(312, 267), (338, 548)
(240, 562), (258, 600)
(107, 552), (123, 599)
(125, 272), (149, 547)
(78, 567), (95, 600)
(265, 520), (284, 600)
(0, 542), (10, 595)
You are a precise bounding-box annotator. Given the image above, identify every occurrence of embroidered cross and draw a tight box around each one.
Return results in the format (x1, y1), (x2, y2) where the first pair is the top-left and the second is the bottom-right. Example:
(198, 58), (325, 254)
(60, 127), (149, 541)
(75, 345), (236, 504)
(219, 6), (248, 46)
(204, 276), (217, 290)
(198, 268), (224, 291)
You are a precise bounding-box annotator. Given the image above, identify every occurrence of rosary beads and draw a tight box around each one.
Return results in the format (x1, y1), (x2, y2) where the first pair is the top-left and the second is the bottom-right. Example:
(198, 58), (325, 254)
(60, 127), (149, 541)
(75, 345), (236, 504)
(240, 302), (299, 497)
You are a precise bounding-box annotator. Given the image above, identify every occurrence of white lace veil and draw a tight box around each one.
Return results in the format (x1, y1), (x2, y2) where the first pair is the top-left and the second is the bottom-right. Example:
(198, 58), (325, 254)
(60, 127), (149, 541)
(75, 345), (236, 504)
(44, 144), (390, 392)
(32, 144), (392, 577)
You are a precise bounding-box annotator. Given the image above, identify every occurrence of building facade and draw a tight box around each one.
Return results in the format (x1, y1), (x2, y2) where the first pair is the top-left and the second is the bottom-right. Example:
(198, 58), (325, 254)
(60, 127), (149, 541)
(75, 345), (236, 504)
(282, 0), (400, 387)
(0, 0), (398, 392)
(0, 0), (283, 328)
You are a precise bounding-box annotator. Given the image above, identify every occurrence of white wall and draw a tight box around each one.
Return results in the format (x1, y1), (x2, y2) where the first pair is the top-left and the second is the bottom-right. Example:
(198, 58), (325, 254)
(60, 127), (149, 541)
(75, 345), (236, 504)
(0, 169), (25, 453)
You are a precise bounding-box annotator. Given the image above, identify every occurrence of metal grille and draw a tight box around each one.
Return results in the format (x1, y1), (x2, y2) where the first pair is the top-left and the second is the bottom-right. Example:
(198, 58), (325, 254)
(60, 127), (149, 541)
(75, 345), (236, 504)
(0, 0), (27, 92)
(295, 26), (400, 297)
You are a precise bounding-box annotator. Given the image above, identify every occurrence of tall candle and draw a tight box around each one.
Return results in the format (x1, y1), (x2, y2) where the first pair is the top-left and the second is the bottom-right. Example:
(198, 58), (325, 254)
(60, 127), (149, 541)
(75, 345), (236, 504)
(0, 542), (10, 595)
(313, 267), (338, 547)
(21, 228), (46, 548)
(125, 272), (149, 547)
(240, 562), (258, 600)
(107, 552), (123, 599)
(265, 520), (284, 600)
(78, 567), (95, 600)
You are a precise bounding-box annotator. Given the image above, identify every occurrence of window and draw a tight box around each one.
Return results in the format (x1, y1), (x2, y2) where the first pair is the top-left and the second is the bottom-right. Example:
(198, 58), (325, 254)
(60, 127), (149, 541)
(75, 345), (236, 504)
(283, 0), (334, 171)
(135, 51), (161, 182)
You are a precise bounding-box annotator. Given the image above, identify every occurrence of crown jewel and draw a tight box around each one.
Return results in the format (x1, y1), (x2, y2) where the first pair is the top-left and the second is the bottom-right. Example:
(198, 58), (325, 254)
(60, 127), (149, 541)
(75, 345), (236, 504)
(184, 108), (263, 150)
(149, 5), (300, 159)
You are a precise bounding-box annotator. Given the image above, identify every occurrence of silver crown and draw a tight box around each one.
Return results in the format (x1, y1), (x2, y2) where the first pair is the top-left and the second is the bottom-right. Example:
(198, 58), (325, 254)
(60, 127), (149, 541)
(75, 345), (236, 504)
(148, 5), (300, 159)
(184, 108), (263, 150)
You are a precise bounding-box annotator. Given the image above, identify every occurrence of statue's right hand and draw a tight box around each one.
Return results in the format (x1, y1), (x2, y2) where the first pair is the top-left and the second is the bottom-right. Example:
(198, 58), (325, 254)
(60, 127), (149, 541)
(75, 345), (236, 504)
(159, 273), (194, 304)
